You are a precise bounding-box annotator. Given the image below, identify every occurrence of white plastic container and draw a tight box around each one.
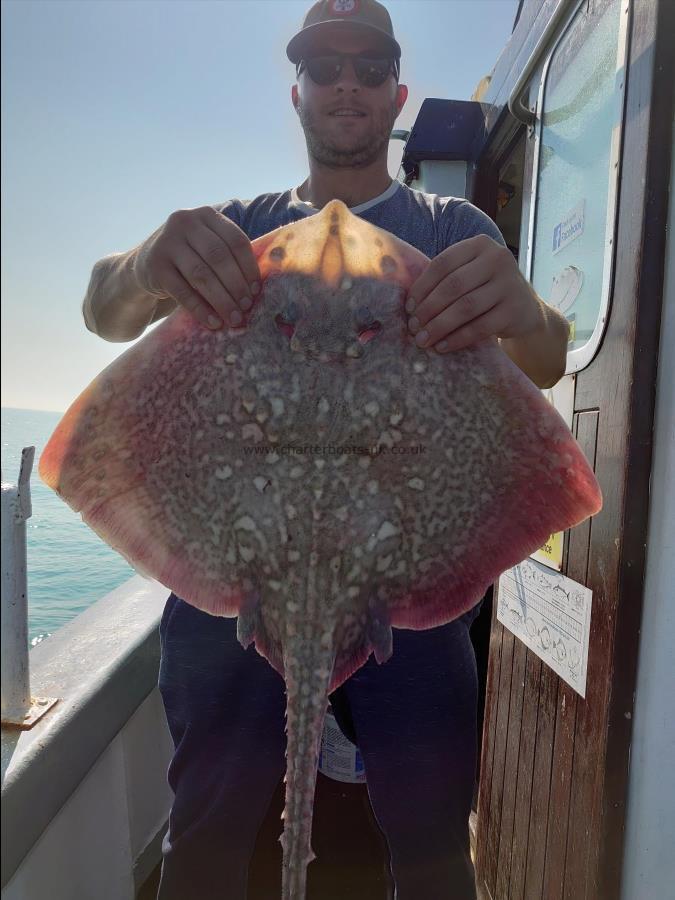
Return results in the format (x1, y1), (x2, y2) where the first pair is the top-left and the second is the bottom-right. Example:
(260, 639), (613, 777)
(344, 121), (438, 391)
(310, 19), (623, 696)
(318, 706), (367, 784)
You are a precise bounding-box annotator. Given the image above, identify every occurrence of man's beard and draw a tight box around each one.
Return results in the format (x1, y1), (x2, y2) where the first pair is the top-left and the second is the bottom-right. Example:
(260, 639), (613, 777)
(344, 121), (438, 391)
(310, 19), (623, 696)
(296, 99), (398, 168)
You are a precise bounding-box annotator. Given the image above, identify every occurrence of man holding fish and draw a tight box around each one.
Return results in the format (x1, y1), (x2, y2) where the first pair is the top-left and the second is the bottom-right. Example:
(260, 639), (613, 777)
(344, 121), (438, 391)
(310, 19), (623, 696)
(83, 2), (569, 898)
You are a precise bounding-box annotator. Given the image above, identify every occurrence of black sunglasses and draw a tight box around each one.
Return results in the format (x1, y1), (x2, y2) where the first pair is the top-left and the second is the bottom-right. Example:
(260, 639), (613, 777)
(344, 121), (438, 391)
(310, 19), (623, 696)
(297, 52), (399, 88)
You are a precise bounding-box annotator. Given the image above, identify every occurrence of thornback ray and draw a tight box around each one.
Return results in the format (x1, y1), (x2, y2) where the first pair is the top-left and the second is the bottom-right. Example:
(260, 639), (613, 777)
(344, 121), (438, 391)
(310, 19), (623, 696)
(39, 199), (602, 899)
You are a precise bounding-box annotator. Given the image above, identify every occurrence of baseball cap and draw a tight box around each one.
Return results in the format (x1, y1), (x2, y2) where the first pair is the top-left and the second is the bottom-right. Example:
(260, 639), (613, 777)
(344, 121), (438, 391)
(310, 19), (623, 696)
(286, 0), (402, 64)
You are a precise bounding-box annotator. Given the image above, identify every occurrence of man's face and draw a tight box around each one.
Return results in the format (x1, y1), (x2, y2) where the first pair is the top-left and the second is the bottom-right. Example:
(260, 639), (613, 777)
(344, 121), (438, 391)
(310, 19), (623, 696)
(291, 30), (408, 169)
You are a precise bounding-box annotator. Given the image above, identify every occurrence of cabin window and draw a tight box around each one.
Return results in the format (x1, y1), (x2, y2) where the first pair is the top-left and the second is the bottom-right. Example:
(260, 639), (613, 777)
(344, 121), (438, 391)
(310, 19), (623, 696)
(527, 0), (629, 372)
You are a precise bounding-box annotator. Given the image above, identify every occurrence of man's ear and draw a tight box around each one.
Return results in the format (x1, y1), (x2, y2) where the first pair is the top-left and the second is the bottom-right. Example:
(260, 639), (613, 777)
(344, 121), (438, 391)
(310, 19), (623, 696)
(396, 83), (408, 116)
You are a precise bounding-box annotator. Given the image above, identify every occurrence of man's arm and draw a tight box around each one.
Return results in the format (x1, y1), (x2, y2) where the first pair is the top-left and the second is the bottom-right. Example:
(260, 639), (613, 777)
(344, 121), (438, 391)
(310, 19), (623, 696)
(406, 234), (570, 390)
(83, 248), (177, 343)
(498, 293), (569, 389)
(83, 206), (261, 343)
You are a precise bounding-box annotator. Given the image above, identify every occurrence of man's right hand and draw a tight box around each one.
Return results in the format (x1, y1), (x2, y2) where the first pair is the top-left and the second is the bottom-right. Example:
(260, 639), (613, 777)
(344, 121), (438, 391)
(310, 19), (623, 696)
(132, 206), (261, 331)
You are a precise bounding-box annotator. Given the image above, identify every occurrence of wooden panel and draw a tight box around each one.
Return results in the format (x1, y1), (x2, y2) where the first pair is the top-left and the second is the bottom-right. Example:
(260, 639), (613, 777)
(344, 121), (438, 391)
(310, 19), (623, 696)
(542, 411), (598, 900)
(484, 626), (516, 888)
(522, 660), (558, 897)
(494, 636), (527, 898)
(473, 0), (672, 895)
(475, 611), (504, 897)
(507, 651), (542, 900)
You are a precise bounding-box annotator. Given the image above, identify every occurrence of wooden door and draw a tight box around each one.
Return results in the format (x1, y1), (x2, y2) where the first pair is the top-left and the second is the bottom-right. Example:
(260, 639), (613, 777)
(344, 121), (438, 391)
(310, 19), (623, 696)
(470, 0), (674, 897)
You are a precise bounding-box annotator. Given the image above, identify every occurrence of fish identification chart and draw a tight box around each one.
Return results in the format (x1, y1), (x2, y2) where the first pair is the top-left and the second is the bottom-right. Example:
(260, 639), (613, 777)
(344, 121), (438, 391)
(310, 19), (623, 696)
(497, 558), (592, 697)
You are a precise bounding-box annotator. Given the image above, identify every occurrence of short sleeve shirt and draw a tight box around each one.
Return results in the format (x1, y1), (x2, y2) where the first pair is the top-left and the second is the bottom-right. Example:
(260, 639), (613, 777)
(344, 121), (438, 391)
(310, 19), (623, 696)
(215, 180), (506, 258)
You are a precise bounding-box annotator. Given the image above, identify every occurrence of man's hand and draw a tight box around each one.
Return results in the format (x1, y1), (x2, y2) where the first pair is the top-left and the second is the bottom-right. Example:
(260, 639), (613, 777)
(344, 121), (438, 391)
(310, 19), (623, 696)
(404, 234), (569, 388)
(132, 206), (261, 331)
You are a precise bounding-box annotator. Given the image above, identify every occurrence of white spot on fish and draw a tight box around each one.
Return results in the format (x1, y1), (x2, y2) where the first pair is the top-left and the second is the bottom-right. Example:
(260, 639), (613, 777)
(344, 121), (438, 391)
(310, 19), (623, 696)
(377, 520), (398, 541)
(413, 360), (427, 373)
(215, 466), (232, 480)
(288, 550), (300, 562)
(239, 546), (255, 562)
(253, 476), (269, 492)
(367, 480), (378, 495)
(407, 477), (425, 491)
(390, 411), (403, 425)
(377, 554), (393, 572)
(216, 413), (229, 425)
(290, 466), (304, 479)
(286, 504), (297, 519)
(318, 397), (330, 414)
(225, 352), (238, 364)
(270, 397), (285, 416)
(365, 401), (380, 416)
(235, 515), (256, 531)
(341, 276), (353, 290)
(268, 579), (281, 591)
(265, 451), (280, 464)
(242, 423), (264, 442)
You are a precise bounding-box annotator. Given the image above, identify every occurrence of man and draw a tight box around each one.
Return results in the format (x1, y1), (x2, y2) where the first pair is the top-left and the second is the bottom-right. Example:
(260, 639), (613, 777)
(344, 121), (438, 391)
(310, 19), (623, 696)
(84, 3), (569, 898)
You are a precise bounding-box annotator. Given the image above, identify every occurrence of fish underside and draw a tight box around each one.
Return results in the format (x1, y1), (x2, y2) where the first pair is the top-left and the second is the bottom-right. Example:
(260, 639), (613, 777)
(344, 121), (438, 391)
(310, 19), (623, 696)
(39, 201), (602, 899)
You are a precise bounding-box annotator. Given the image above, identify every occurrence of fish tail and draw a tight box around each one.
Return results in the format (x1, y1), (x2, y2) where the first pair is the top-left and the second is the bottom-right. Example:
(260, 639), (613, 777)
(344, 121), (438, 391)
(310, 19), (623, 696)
(280, 631), (335, 900)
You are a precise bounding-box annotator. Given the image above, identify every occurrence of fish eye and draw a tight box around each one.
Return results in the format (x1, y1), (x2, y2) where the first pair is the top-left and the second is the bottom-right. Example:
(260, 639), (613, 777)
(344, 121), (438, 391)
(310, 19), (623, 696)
(356, 319), (382, 345)
(283, 300), (300, 322)
(275, 300), (300, 338)
(354, 304), (373, 328)
(353, 304), (382, 343)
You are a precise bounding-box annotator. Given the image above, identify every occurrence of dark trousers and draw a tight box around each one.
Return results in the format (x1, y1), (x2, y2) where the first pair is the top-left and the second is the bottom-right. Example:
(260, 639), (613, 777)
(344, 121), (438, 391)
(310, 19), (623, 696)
(156, 592), (483, 900)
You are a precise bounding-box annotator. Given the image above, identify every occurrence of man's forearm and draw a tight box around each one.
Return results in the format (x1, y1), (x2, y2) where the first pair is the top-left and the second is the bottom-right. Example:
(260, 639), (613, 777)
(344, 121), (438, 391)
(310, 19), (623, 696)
(499, 296), (570, 390)
(83, 249), (173, 343)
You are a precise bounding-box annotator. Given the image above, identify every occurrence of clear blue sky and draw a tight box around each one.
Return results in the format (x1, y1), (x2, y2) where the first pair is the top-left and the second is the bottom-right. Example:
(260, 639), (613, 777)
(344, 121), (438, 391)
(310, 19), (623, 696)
(2, 0), (518, 412)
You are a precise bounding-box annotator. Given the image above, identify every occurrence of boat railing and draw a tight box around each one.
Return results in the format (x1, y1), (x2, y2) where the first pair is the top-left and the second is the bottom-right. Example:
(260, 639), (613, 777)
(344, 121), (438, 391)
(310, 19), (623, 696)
(1, 451), (173, 896)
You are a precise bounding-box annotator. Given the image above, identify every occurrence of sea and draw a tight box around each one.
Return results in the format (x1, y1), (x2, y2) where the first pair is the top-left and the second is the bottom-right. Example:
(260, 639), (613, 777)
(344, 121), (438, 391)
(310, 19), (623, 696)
(1, 407), (135, 648)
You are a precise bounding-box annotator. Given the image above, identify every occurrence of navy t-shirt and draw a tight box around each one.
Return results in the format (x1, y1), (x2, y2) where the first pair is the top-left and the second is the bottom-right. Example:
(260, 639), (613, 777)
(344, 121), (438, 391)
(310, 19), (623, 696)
(215, 180), (506, 258)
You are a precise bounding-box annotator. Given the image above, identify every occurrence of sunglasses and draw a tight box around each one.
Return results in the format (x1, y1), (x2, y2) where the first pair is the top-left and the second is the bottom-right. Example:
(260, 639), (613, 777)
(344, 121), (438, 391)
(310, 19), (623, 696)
(297, 52), (399, 88)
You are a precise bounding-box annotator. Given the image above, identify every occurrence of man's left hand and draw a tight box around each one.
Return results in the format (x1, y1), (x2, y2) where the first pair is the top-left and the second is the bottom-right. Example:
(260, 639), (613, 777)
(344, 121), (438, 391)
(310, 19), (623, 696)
(405, 234), (544, 352)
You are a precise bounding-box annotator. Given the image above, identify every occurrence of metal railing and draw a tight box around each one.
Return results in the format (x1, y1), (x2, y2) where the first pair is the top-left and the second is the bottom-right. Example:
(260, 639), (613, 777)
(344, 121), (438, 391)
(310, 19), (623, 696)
(1, 447), (58, 728)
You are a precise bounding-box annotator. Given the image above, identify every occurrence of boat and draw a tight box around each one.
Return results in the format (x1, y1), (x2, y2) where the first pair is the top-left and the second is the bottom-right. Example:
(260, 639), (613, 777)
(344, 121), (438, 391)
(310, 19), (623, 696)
(2, 0), (673, 896)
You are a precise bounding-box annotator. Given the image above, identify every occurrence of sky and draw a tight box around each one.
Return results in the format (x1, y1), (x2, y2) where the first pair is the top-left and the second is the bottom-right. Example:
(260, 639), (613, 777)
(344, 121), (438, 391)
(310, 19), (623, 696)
(1, 0), (519, 413)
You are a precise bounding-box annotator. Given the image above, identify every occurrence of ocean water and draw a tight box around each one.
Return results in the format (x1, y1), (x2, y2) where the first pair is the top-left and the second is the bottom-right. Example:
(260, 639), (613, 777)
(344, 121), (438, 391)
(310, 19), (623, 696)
(1, 407), (135, 647)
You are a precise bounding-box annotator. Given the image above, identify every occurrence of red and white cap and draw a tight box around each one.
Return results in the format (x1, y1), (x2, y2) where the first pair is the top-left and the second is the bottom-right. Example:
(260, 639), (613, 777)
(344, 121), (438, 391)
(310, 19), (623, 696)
(286, 0), (401, 64)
